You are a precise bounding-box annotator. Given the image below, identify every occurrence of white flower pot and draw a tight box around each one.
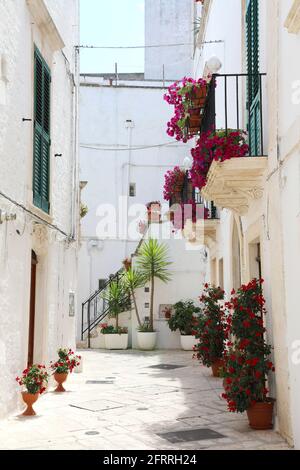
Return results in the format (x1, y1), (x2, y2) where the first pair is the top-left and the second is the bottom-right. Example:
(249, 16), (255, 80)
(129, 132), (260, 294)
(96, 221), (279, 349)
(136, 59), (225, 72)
(105, 334), (128, 350)
(137, 332), (157, 351)
(180, 335), (197, 351)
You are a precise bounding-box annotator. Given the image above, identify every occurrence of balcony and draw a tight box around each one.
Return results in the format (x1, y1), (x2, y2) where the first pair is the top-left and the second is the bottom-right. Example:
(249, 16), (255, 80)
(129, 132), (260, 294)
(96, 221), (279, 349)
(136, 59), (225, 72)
(199, 73), (268, 215)
(167, 174), (220, 245)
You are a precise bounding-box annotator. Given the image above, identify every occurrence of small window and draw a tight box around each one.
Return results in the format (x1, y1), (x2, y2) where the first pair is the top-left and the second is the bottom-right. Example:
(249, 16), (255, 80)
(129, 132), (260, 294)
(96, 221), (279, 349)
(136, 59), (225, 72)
(144, 287), (150, 293)
(129, 183), (136, 197)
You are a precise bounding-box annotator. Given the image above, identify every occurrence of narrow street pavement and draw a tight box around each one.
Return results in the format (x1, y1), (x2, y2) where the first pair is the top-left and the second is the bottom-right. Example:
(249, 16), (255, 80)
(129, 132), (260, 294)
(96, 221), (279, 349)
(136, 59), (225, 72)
(0, 350), (290, 450)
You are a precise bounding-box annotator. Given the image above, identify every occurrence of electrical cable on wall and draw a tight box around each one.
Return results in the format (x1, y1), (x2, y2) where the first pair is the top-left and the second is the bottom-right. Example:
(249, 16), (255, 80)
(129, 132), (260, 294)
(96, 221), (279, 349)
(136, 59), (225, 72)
(76, 40), (223, 50)
(80, 142), (189, 152)
(0, 190), (74, 241)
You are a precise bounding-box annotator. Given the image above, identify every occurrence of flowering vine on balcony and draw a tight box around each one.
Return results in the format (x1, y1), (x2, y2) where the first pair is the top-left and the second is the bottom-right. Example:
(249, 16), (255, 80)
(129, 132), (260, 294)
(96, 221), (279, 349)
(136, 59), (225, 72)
(164, 77), (208, 142)
(163, 166), (186, 202)
(190, 129), (249, 190)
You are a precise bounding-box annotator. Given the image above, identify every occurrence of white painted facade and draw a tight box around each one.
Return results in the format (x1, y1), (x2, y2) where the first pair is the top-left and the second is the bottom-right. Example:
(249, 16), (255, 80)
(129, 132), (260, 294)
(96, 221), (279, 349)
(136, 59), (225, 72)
(144, 0), (194, 80)
(0, 0), (79, 418)
(78, 0), (196, 342)
(193, 0), (300, 449)
(86, 222), (207, 350)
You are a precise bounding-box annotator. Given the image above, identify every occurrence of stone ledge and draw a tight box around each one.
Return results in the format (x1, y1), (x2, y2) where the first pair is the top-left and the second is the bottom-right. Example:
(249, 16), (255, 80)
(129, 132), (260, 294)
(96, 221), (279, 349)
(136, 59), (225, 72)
(285, 0), (300, 34)
(183, 218), (220, 247)
(201, 157), (268, 215)
(26, 0), (65, 51)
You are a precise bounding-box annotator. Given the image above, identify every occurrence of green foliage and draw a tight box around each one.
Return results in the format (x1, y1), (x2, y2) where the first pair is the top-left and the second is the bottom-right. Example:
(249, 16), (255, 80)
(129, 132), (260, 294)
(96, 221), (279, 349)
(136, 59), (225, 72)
(123, 268), (146, 327)
(194, 285), (226, 367)
(222, 279), (275, 413)
(136, 239), (172, 330)
(137, 322), (155, 333)
(167, 300), (201, 335)
(101, 280), (127, 317)
(16, 364), (49, 395)
(100, 324), (128, 335)
(123, 268), (145, 293)
(137, 238), (172, 285)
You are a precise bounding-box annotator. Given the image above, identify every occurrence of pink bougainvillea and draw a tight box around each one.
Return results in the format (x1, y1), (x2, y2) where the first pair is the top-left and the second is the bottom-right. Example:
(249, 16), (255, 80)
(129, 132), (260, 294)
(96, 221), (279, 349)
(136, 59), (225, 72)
(190, 129), (249, 190)
(163, 166), (186, 201)
(164, 77), (208, 142)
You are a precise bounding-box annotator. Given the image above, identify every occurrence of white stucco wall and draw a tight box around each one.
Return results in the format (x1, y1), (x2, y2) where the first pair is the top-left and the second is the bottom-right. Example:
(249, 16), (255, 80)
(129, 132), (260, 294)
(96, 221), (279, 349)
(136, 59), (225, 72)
(191, 0), (300, 448)
(144, 0), (194, 80)
(78, 75), (194, 340)
(0, 0), (79, 418)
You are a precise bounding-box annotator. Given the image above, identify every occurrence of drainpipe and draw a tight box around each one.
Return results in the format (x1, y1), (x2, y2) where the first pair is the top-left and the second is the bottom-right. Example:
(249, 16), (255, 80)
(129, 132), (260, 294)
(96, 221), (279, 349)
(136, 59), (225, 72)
(124, 120), (134, 257)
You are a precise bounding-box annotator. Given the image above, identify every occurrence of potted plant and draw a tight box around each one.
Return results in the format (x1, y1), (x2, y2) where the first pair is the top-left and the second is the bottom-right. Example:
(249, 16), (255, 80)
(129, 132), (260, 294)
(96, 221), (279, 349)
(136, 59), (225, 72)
(222, 279), (276, 430)
(190, 129), (249, 190)
(123, 267), (145, 328)
(136, 238), (172, 350)
(51, 348), (81, 392)
(101, 280), (129, 350)
(16, 364), (49, 415)
(194, 284), (226, 376)
(167, 300), (201, 351)
(100, 323), (129, 350)
(164, 77), (208, 142)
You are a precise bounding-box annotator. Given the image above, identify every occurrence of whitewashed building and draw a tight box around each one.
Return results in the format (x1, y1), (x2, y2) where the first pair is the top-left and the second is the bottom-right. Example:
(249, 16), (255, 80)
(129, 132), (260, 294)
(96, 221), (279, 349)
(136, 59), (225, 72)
(0, 0), (79, 418)
(193, 0), (300, 449)
(78, 0), (197, 343)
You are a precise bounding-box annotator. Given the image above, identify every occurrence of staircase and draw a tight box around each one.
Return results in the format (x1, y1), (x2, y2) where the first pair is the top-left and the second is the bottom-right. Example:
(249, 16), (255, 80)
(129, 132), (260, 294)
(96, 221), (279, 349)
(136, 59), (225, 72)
(81, 236), (145, 348)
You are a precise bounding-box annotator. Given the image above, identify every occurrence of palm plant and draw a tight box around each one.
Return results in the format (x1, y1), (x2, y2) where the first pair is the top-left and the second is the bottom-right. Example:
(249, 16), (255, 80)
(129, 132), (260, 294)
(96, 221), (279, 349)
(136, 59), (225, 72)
(123, 268), (145, 328)
(101, 279), (127, 331)
(136, 239), (172, 331)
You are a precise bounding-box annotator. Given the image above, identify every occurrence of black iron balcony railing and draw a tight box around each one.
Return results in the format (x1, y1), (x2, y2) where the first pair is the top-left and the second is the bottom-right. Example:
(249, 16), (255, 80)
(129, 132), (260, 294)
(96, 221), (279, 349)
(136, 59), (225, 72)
(168, 172), (219, 220)
(201, 73), (267, 157)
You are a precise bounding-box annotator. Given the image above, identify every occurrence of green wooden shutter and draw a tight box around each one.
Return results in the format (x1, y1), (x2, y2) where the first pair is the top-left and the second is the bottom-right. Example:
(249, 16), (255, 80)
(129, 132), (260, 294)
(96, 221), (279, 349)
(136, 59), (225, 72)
(33, 47), (51, 213)
(246, 0), (261, 155)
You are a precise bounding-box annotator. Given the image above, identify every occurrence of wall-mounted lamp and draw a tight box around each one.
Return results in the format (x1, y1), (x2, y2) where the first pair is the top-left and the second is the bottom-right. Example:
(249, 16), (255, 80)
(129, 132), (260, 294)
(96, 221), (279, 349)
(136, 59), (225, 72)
(207, 56), (222, 74)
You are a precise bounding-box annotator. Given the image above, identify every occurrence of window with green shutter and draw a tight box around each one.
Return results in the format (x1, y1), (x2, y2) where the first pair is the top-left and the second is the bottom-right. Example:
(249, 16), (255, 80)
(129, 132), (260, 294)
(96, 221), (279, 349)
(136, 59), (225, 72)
(246, 0), (261, 156)
(33, 47), (51, 213)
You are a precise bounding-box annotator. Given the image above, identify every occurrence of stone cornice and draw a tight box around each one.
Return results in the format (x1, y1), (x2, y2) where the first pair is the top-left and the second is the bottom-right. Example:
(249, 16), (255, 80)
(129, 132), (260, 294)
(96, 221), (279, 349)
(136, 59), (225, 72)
(183, 218), (219, 248)
(196, 0), (213, 49)
(201, 157), (268, 215)
(285, 0), (300, 34)
(26, 0), (65, 51)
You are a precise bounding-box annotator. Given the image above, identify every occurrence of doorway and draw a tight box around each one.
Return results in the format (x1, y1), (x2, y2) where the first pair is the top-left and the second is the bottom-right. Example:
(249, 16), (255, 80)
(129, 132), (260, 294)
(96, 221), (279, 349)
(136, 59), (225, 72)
(28, 250), (38, 366)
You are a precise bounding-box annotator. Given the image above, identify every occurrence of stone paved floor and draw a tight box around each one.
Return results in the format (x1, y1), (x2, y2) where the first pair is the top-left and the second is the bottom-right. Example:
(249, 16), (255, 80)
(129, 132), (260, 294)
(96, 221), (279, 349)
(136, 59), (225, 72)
(0, 350), (291, 450)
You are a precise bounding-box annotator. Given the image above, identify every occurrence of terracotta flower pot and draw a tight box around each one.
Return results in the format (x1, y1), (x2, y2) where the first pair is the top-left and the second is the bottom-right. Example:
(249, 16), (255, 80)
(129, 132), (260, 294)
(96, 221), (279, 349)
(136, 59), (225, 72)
(247, 399), (275, 430)
(191, 86), (207, 107)
(22, 391), (39, 416)
(54, 372), (68, 392)
(211, 358), (224, 378)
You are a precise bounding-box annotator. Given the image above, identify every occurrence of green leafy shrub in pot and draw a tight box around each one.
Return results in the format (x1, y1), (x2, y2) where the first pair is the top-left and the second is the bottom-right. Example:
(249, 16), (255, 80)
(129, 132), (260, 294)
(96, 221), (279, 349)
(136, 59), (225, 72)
(167, 300), (201, 336)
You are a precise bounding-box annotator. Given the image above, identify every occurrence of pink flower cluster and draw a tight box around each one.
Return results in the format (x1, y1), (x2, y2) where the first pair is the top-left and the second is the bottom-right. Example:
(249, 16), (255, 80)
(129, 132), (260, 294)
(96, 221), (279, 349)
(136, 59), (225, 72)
(163, 166), (186, 201)
(164, 77), (208, 142)
(190, 130), (249, 190)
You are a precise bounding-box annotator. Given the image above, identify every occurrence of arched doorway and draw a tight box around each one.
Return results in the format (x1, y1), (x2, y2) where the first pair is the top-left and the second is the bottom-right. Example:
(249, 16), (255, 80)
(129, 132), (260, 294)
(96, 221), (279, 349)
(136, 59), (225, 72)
(232, 220), (242, 290)
(28, 250), (38, 366)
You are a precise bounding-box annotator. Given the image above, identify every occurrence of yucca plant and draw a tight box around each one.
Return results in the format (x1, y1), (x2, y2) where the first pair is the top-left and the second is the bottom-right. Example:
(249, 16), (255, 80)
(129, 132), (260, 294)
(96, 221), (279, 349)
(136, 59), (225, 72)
(136, 239), (172, 331)
(123, 268), (145, 328)
(101, 279), (128, 331)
